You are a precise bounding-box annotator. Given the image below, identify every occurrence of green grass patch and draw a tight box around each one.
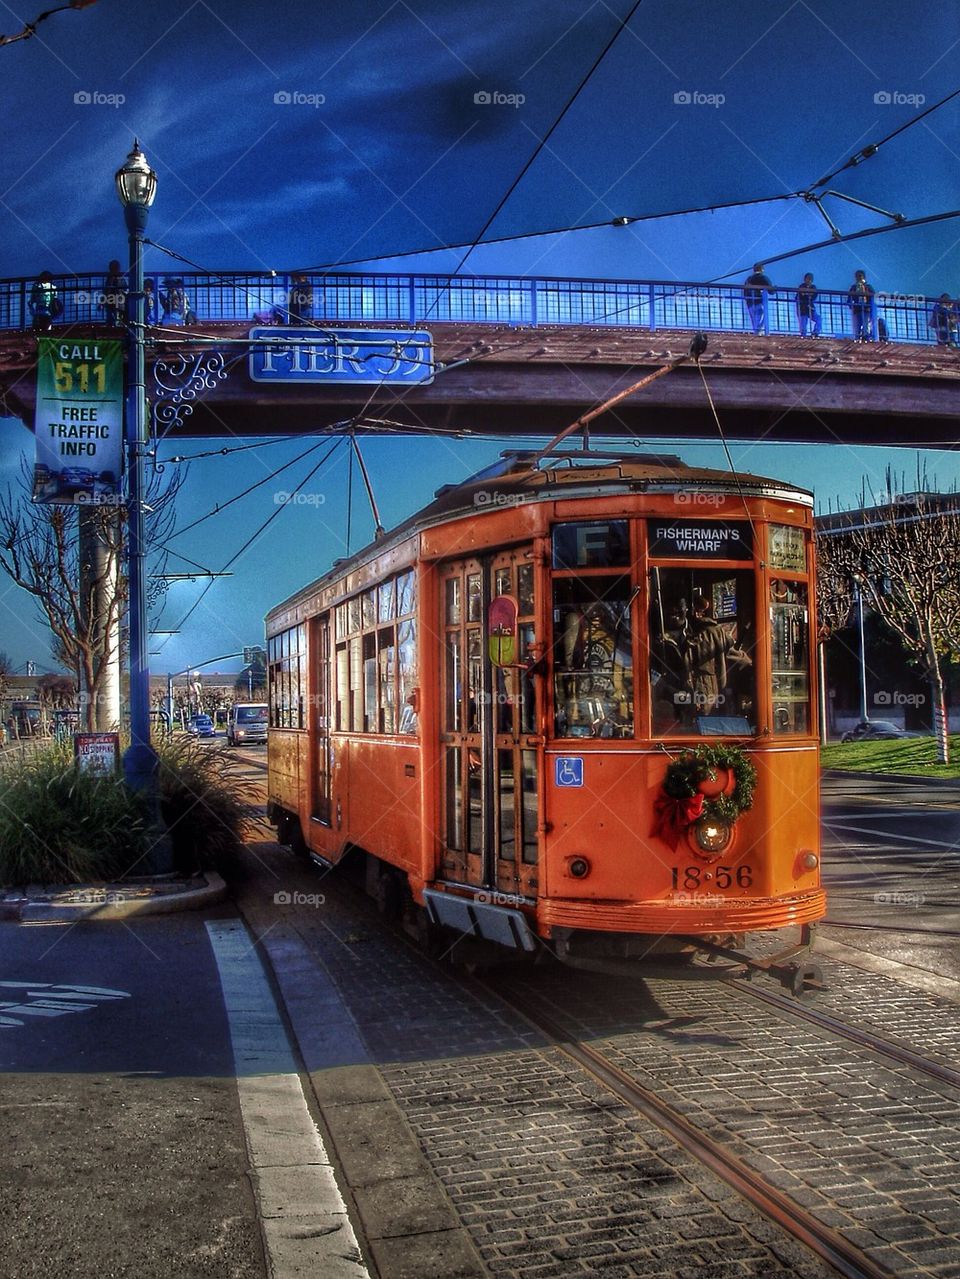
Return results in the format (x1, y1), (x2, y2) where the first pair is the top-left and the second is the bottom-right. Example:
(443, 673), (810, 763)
(822, 734), (960, 779)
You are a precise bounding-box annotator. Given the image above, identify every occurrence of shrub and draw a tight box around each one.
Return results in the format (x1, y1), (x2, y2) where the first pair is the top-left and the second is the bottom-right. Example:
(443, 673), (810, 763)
(0, 736), (256, 886)
(0, 742), (146, 886)
(155, 735), (256, 874)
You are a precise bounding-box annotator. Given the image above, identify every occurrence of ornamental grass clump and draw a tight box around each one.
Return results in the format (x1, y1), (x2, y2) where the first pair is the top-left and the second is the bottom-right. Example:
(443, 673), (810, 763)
(0, 735), (256, 887)
(0, 741), (147, 887)
(155, 735), (256, 874)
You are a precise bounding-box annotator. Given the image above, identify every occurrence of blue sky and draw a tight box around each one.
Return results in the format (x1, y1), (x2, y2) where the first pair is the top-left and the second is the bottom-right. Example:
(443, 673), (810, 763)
(1, 0), (959, 673)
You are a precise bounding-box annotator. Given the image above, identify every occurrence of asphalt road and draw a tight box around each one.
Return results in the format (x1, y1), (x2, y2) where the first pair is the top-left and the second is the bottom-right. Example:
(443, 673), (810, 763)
(0, 912), (265, 1279)
(820, 769), (960, 982)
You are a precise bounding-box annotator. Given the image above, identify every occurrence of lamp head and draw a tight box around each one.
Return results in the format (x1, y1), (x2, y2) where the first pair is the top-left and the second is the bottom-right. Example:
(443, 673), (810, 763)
(115, 139), (157, 210)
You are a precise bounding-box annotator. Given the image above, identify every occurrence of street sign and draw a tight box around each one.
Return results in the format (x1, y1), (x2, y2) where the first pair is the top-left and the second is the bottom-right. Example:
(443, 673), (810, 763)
(74, 732), (120, 777)
(248, 328), (434, 385)
(32, 338), (124, 505)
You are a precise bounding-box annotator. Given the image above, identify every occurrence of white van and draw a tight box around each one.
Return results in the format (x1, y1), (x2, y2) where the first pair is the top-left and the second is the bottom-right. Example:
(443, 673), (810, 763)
(227, 702), (268, 746)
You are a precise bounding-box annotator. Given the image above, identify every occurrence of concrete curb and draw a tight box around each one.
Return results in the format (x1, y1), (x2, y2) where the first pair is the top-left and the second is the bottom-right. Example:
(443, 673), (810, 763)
(823, 768), (960, 788)
(816, 936), (960, 1004)
(0, 872), (227, 922)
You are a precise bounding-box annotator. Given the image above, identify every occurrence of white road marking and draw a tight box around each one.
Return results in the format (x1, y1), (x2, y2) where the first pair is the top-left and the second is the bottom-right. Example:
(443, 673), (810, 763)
(825, 822), (960, 852)
(0, 982), (129, 1028)
(205, 919), (369, 1279)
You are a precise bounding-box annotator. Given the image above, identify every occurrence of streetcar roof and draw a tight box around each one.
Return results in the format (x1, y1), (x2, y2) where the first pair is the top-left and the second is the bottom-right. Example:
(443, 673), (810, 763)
(266, 450), (812, 624)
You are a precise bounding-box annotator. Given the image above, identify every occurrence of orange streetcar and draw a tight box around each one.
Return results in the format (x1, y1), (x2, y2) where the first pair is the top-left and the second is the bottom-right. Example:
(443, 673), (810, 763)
(266, 451), (825, 995)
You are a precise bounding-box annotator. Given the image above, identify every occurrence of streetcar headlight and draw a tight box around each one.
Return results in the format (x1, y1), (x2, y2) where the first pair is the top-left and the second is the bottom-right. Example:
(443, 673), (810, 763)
(566, 856), (591, 879)
(691, 817), (734, 856)
(800, 850), (819, 871)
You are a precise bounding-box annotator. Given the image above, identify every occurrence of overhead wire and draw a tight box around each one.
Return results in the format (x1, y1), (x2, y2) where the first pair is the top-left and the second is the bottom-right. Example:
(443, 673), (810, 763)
(162, 428), (347, 543)
(694, 356), (757, 550)
(807, 84), (960, 191)
(156, 436), (347, 653)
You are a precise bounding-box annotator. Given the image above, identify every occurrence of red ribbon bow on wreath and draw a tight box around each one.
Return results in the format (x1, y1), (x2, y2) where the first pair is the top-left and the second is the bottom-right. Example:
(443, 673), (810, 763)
(651, 790), (704, 851)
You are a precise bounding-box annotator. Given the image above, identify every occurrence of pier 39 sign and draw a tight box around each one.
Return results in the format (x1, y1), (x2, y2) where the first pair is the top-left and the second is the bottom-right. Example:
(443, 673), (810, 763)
(248, 327), (434, 385)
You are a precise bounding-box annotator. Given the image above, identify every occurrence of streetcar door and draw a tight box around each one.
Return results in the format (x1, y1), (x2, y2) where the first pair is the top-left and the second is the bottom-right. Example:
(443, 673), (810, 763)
(440, 559), (486, 886)
(490, 551), (540, 898)
(312, 613), (331, 823)
(439, 552), (540, 894)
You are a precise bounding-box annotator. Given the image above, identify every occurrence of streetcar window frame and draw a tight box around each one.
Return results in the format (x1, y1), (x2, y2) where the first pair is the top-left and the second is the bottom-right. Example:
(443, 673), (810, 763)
(267, 622), (306, 729)
(331, 570), (418, 734)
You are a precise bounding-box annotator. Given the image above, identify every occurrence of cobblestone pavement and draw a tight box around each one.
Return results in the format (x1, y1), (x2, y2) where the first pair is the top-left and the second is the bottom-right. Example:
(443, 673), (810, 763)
(750, 926), (960, 1066)
(503, 964), (960, 1278)
(238, 848), (839, 1277)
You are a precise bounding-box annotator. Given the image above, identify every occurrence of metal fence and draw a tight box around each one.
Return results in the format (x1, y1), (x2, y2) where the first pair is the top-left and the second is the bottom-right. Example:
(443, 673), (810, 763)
(0, 270), (951, 347)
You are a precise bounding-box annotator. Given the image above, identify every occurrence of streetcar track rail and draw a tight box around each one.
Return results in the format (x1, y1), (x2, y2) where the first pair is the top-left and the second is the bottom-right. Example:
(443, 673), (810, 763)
(823, 918), (960, 938)
(723, 976), (960, 1092)
(480, 976), (891, 1279)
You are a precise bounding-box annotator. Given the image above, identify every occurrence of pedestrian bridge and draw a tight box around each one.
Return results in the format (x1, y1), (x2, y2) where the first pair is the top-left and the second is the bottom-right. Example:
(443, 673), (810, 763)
(0, 269), (956, 443)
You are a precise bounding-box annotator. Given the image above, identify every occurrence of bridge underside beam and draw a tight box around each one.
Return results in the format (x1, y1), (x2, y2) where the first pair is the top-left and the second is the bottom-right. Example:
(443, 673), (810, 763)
(1, 324), (956, 445)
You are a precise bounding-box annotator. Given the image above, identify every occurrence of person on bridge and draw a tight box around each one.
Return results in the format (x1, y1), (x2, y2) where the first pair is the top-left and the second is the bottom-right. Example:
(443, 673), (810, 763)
(100, 259), (126, 326)
(743, 264), (773, 334)
(847, 270), (875, 341)
(929, 294), (959, 347)
(287, 273), (314, 323)
(160, 278), (195, 326)
(795, 273), (821, 337)
(143, 278), (157, 326)
(29, 271), (61, 332)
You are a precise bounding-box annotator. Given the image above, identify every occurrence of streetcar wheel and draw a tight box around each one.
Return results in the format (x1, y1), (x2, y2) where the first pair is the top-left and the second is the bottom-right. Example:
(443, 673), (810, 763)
(374, 870), (404, 920)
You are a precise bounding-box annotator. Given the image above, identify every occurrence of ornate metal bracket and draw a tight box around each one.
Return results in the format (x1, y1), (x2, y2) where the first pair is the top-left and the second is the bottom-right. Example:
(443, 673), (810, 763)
(151, 350), (229, 441)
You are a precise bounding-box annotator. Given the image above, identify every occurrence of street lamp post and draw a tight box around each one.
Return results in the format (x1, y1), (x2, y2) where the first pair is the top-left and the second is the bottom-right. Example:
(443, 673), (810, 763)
(115, 140), (172, 873)
(854, 575), (869, 722)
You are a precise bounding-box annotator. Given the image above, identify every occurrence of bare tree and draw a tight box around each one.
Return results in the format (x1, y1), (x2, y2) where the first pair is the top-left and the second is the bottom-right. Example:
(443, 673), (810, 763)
(0, 463), (185, 731)
(36, 672), (77, 710)
(818, 491), (960, 763)
(0, 650), (11, 712)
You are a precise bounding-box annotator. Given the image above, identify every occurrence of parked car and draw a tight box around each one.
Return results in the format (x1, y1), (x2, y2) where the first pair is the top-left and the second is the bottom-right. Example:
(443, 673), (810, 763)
(840, 719), (926, 743)
(227, 702), (268, 746)
(188, 713), (215, 738)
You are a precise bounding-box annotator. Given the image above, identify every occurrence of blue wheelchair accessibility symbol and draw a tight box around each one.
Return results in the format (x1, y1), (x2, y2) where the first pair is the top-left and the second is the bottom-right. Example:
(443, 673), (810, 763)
(555, 757), (584, 788)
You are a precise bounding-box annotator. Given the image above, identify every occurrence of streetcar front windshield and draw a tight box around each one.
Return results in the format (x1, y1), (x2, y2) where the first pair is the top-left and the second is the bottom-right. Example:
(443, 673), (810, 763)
(649, 568), (756, 735)
(552, 520), (634, 738)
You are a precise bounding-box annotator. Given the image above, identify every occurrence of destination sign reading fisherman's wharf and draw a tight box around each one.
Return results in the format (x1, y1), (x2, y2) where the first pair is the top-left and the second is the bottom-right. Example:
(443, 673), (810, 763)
(648, 519), (752, 559)
(248, 327), (434, 385)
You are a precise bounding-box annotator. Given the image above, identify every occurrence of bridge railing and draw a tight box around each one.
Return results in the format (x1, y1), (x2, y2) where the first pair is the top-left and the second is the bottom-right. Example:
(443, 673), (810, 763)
(0, 270), (950, 347)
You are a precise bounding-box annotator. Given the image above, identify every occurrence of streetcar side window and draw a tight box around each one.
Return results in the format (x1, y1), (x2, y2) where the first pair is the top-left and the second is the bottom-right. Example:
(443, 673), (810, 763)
(333, 572), (418, 734)
(771, 579), (809, 734)
(267, 623), (306, 728)
(648, 569), (756, 735)
(552, 574), (634, 738)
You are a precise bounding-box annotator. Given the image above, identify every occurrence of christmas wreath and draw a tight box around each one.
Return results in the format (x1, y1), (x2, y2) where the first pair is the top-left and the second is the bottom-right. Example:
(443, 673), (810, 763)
(652, 744), (757, 850)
